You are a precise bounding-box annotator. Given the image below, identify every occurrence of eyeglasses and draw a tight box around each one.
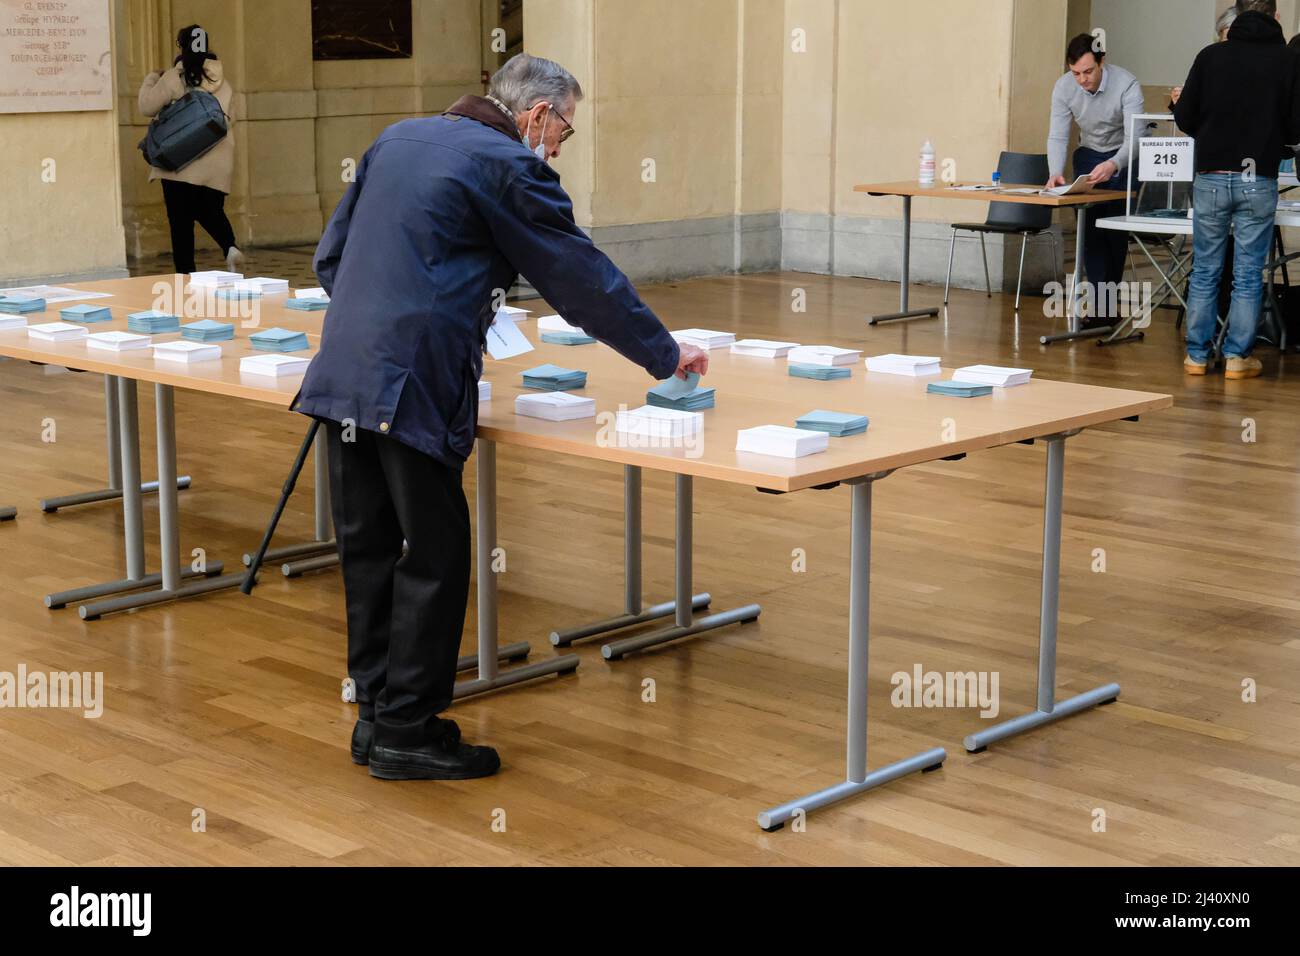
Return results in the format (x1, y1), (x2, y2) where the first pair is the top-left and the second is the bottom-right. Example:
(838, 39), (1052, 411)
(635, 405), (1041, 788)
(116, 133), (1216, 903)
(546, 103), (575, 143)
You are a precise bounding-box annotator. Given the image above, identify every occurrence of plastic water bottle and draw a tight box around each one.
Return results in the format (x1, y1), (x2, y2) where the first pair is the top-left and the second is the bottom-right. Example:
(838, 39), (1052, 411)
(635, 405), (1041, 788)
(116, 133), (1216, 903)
(919, 141), (936, 186)
(991, 171), (1001, 188)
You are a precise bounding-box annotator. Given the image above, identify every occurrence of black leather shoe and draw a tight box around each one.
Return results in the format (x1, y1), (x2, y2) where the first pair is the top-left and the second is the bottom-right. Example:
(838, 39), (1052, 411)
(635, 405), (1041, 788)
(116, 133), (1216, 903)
(368, 720), (501, 781)
(351, 718), (373, 765)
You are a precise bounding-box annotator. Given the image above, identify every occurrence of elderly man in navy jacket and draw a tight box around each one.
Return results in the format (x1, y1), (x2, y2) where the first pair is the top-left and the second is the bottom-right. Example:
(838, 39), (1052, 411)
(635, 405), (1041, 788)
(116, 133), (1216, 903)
(294, 54), (709, 781)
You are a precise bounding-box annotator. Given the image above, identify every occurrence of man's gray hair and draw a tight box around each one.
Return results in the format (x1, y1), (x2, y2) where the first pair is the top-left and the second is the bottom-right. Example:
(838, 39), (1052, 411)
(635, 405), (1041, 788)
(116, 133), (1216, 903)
(1216, 3), (1240, 35)
(1237, 0), (1274, 17)
(488, 54), (583, 113)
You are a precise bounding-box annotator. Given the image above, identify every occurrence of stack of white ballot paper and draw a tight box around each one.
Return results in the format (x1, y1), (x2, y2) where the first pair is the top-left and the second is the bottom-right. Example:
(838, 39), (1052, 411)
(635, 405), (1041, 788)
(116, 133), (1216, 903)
(295, 287), (329, 300)
(787, 345), (861, 367)
(88, 331), (151, 352)
(188, 271), (242, 288)
(731, 338), (800, 358)
(241, 354), (311, 377)
(514, 391), (595, 421)
(616, 405), (703, 439)
(27, 322), (87, 343)
(236, 277), (290, 294)
(153, 341), (222, 364)
(537, 313), (581, 333)
(736, 424), (828, 458)
(478, 379), (491, 401)
(671, 328), (736, 349)
(0, 315), (28, 331)
(951, 364), (1033, 387)
(866, 354), (942, 376)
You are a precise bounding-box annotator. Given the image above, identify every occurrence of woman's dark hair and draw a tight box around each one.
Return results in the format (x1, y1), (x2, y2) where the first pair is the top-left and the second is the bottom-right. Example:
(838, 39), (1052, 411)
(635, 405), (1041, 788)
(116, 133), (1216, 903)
(1066, 33), (1104, 66)
(174, 24), (216, 88)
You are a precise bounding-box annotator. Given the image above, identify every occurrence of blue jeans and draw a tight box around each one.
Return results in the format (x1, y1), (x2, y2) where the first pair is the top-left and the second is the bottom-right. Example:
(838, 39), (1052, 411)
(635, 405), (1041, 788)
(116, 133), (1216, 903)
(1185, 173), (1278, 361)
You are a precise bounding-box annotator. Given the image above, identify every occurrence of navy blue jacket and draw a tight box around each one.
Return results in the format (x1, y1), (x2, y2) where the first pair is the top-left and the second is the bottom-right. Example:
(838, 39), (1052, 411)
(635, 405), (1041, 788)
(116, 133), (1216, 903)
(292, 101), (681, 468)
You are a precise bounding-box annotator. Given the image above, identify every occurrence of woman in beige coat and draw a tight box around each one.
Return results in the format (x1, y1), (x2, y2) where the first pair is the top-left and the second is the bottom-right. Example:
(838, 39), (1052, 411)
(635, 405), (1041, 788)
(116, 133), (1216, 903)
(138, 24), (242, 275)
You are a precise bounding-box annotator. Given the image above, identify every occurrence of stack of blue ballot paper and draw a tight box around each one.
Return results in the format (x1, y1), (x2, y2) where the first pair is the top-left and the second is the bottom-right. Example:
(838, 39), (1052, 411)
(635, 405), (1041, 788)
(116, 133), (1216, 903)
(540, 330), (596, 345)
(250, 327), (309, 352)
(789, 362), (850, 381)
(182, 319), (235, 342)
(926, 380), (993, 398)
(0, 295), (46, 315)
(521, 363), (587, 390)
(646, 371), (715, 411)
(795, 409), (869, 437)
(285, 296), (329, 312)
(127, 310), (180, 333)
(59, 303), (112, 323)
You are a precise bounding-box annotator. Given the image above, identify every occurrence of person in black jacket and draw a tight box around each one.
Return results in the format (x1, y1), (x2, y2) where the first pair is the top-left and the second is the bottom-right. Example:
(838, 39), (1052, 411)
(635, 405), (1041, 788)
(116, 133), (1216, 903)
(1174, 0), (1300, 378)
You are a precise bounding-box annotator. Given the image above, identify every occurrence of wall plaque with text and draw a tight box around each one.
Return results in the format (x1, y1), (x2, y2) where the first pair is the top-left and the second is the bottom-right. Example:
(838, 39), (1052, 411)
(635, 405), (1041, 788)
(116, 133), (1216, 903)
(0, 0), (112, 114)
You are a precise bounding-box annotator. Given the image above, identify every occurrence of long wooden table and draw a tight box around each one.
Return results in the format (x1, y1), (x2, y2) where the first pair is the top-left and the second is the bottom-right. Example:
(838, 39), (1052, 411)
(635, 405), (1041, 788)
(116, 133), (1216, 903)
(854, 180), (1134, 345)
(0, 273), (1173, 828)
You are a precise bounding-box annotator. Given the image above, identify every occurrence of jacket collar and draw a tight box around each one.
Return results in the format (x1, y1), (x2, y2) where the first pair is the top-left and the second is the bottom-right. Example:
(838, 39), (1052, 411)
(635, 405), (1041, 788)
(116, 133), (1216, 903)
(444, 94), (522, 142)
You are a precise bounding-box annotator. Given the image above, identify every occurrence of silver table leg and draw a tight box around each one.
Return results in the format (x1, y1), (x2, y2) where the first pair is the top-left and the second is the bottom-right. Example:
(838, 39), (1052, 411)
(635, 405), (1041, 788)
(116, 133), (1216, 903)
(40, 374), (191, 513)
(1100, 234), (1191, 347)
(758, 475), (946, 831)
(453, 438), (579, 699)
(550, 464), (711, 647)
(600, 474), (761, 661)
(1041, 205), (1112, 344)
(76, 384), (242, 619)
(242, 427), (340, 575)
(963, 435), (1119, 753)
(869, 195), (940, 325)
(45, 378), (215, 610)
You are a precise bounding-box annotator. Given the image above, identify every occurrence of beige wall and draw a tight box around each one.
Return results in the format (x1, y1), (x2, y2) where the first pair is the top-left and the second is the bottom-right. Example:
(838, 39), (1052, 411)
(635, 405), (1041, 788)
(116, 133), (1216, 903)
(0, 0), (126, 283)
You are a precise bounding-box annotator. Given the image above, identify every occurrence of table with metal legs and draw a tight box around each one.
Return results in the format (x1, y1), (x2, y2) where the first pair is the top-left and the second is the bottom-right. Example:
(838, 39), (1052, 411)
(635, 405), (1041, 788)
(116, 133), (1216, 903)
(1039, 207), (1114, 345)
(451, 438), (580, 699)
(597, 473), (761, 661)
(240, 428), (340, 578)
(757, 472), (947, 831)
(71, 384), (247, 620)
(549, 464), (711, 650)
(962, 433), (1119, 753)
(40, 375), (191, 513)
(44, 378), (222, 612)
(869, 195), (942, 326)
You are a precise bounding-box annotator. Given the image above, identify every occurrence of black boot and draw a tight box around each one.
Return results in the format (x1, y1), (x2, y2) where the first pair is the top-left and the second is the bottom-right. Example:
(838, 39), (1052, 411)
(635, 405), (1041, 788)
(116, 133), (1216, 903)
(351, 718), (374, 765)
(368, 720), (500, 781)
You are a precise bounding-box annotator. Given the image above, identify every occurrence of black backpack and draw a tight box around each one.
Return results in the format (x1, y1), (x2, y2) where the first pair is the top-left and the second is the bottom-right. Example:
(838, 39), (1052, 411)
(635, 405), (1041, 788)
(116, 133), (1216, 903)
(138, 88), (228, 172)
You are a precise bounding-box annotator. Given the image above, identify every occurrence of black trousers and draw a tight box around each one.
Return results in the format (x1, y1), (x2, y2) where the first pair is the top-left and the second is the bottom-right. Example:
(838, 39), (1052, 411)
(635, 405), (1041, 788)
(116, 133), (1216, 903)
(325, 421), (471, 748)
(1073, 146), (1129, 317)
(160, 179), (236, 274)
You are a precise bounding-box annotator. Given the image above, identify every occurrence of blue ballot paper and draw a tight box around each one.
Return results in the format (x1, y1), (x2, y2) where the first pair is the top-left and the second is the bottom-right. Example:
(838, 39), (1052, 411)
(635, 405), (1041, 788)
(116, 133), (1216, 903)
(182, 319), (235, 342)
(795, 409), (869, 437)
(646, 372), (715, 410)
(926, 380), (993, 398)
(0, 296), (47, 315)
(789, 362), (850, 381)
(285, 296), (329, 311)
(521, 363), (587, 390)
(250, 327), (310, 352)
(651, 371), (700, 400)
(60, 304), (112, 323)
(540, 331), (596, 345)
(127, 310), (180, 333)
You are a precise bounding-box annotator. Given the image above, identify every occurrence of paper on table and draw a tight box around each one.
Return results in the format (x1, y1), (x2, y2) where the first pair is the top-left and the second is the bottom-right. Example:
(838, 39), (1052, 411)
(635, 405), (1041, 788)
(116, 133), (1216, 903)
(651, 371), (700, 400)
(0, 285), (112, 304)
(485, 318), (535, 359)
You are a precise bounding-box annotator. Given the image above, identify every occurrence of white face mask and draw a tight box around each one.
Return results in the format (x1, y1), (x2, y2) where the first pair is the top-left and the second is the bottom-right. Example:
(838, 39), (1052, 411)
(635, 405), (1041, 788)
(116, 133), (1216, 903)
(523, 106), (551, 162)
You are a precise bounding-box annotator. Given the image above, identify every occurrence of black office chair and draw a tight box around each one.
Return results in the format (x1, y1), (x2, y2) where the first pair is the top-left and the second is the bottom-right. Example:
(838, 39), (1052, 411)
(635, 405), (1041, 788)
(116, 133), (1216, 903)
(943, 151), (1058, 311)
